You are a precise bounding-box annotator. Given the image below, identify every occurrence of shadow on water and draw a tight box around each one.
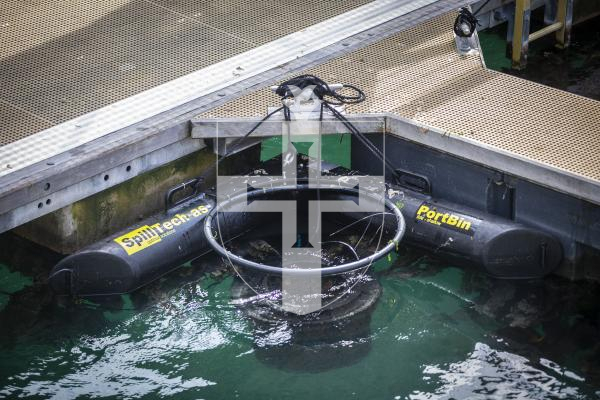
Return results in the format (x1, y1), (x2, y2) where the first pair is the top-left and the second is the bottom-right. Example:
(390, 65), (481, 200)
(230, 273), (379, 373)
(381, 250), (600, 397)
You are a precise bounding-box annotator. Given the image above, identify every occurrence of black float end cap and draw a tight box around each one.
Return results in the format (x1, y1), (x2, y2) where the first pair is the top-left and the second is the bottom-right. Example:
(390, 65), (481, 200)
(482, 228), (563, 279)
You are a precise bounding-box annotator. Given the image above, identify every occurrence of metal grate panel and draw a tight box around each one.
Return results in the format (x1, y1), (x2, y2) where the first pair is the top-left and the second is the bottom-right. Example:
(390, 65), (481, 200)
(149, 0), (374, 45)
(0, 102), (52, 147)
(0, 0), (371, 144)
(201, 12), (600, 183)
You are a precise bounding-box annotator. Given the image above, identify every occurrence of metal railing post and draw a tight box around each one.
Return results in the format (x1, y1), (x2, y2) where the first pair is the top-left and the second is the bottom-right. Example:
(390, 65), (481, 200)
(555, 0), (573, 48)
(512, 0), (531, 69)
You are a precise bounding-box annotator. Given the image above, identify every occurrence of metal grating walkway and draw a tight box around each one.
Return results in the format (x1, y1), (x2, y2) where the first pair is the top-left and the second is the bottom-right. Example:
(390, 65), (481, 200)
(3, 0), (474, 234)
(201, 12), (600, 184)
(0, 0), (372, 145)
(1, 2), (598, 234)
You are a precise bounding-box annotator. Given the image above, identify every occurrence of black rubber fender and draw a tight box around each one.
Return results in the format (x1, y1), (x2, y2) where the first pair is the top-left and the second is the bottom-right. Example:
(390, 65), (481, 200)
(388, 185), (562, 278)
(49, 195), (214, 296)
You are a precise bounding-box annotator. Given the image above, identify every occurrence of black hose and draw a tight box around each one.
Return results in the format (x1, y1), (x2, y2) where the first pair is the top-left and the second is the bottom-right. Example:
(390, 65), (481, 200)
(322, 102), (400, 181)
(196, 74), (398, 183)
(274, 74), (366, 106)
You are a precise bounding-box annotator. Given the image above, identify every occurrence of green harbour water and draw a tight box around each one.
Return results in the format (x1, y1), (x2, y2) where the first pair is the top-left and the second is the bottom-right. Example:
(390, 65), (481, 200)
(1, 249), (599, 399)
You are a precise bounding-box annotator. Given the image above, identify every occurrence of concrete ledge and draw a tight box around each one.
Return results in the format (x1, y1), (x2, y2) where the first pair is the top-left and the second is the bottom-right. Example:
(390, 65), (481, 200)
(14, 149), (215, 254)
